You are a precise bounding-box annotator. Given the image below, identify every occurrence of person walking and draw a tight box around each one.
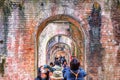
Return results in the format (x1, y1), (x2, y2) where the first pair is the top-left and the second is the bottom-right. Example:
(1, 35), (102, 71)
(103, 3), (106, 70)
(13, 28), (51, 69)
(63, 58), (87, 80)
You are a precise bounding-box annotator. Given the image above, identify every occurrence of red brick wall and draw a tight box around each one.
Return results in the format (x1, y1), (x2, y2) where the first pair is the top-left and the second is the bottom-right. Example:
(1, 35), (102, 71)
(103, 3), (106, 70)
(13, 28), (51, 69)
(0, 0), (119, 80)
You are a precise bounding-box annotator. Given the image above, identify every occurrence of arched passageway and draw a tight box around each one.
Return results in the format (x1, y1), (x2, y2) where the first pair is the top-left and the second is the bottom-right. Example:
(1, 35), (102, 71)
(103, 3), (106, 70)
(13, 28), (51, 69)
(46, 35), (76, 64)
(35, 14), (86, 77)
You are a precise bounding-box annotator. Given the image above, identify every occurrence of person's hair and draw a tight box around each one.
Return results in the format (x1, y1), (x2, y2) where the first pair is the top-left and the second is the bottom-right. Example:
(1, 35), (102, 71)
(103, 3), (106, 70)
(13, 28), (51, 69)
(45, 71), (49, 80)
(63, 60), (67, 64)
(50, 62), (54, 67)
(54, 60), (60, 66)
(70, 58), (80, 70)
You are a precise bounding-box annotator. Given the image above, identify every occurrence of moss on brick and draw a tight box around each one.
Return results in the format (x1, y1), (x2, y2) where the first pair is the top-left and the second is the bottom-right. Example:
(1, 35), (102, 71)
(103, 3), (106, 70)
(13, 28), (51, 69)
(0, 58), (6, 77)
(0, 0), (5, 8)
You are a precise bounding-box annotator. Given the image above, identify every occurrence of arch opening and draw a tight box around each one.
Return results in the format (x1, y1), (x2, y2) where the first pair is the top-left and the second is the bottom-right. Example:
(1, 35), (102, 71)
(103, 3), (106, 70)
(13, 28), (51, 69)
(46, 35), (76, 64)
(35, 14), (86, 77)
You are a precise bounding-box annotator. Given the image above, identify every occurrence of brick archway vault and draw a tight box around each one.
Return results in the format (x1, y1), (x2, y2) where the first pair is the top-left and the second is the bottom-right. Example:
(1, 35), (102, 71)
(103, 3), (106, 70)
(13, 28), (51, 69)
(35, 14), (87, 77)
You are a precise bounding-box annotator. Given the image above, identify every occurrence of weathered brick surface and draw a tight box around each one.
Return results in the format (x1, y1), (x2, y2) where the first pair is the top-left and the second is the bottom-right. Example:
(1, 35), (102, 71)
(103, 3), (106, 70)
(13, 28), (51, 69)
(0, 0), (119, 80)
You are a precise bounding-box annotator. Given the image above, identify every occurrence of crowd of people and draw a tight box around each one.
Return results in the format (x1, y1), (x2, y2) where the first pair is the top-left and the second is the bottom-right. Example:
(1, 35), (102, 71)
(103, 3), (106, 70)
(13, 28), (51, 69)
(35, 56), (87, 80)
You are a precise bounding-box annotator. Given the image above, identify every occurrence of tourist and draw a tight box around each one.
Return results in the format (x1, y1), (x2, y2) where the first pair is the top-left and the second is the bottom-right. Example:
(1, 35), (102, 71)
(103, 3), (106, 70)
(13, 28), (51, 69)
(54, 57), (61, 67)
(62, 61), (69, 77)
(50, 65), (63, 80)
(62, 60), (68, 68)
(40, 69), (49, 80)
(35, 66), (43, 80)
(49, 62), (54, 67)
(63, 58), (87, 80)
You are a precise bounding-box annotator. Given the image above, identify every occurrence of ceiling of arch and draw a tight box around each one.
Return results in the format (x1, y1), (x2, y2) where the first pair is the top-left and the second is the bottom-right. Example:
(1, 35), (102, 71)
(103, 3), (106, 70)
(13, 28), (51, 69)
(39, 22), (70, 55)
(46, 35), (74, 52)
(47, 43), (71, 64)
(47, 42), (72, 57)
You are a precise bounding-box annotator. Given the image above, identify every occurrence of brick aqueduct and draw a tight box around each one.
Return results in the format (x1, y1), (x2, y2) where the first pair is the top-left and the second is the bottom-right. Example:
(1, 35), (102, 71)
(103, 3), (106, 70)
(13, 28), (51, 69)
(0, 0), (120, 80)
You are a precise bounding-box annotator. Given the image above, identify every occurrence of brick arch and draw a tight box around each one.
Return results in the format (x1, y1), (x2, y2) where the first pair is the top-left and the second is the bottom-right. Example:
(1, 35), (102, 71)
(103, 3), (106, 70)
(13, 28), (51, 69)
(117, 49), (120, 65)
(46, 42), (71, 64)
(36, 14), (86, 41)
(46, 34), (76, 54)
(35, 14), (88, 77)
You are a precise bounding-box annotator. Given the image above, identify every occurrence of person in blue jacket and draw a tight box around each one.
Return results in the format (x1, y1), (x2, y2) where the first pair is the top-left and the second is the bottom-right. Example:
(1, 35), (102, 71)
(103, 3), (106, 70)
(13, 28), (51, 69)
(63, 58), (87, 80)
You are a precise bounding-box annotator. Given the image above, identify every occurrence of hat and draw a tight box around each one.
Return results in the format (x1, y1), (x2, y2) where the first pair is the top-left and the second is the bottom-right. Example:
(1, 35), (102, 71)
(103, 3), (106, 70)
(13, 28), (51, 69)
(41, 69), (47, 73)
(50, 71), (63, 79)
(53, 65), (62, 71)
(44, 65), (48, 69)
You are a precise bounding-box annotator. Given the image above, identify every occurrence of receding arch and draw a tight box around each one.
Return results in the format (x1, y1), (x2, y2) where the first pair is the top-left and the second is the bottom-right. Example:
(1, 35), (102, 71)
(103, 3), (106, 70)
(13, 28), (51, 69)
(46, 42), (72, 55)
(35, 14), (86, 77)
(46, 34), (76, 52)
(36, 14), (85, 43)
(46, 34), (79, 63)
(46, 42), (71, 64)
